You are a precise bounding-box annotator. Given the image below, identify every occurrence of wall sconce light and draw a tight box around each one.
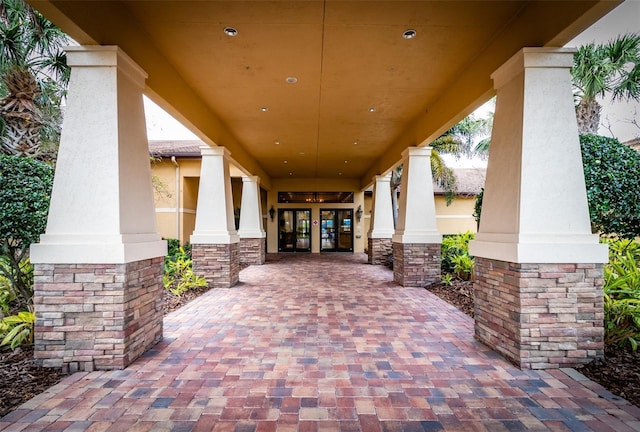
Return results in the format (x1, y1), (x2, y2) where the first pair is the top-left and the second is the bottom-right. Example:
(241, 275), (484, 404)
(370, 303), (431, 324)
(269, 205), (275, 221)
(356, 204), (363, 222)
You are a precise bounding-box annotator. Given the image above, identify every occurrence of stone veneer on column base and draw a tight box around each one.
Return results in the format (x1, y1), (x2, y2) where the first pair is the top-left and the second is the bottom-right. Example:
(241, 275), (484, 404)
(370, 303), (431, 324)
(192, 243), (240, 288)
(239, 238), (266, 266)
(392, 242), (441, 287)
(33, 257), (164, 373)
(368, 237), (392, 266)
(474, 257), (604, 369)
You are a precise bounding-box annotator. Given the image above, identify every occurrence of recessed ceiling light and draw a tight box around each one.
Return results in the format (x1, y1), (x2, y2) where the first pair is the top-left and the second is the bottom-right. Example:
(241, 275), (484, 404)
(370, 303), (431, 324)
(275, 140), (280, 145)
(368, 107), (376, 112)
(289, 172), (293, 176)
(224, 27), (238, 37)
(338, 172), (342, 176)
(353, 141), (358, 145)
(260, 107), (268, 112)
(344, 160), (348, 164)
(403, 29), (417, 39)
(286, 77), (298, 84)
(284, 160), (288, 164)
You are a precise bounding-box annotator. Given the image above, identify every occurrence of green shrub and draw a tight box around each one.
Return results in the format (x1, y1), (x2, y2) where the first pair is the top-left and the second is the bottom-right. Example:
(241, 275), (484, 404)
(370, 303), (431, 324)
(473, 188), (483, 230)
(451, 254), (475, 281)
(0, 310), (34, 349)
(163, 247), (207, 297)
(0, 155), (53, 306)
(165, 238), (181, 260)
(581, 134), (640, 239)
(441, 231), (475, 280)
(603, 238), (640, 350)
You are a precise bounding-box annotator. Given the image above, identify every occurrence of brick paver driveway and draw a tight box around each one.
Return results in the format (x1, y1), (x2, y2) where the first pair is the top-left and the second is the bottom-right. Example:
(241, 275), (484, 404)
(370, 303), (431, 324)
(2, 254), (639, 431)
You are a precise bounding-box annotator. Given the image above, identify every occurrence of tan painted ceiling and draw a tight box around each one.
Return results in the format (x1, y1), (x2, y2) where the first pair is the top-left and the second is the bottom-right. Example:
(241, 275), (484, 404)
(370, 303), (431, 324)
(30, 0), (619, 189)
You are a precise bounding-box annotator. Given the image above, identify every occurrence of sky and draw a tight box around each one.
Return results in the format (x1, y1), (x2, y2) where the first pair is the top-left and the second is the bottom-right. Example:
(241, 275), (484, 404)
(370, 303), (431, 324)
(145, 1), (640, 143)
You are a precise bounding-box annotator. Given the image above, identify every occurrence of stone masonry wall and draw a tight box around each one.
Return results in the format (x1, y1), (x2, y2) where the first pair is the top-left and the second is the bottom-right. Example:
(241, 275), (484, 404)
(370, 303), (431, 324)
(239, 237), (266, 266)
(368, 237), (392, 266)
(393, 242), (441, 287)
(192, 242), (240, 288)
(33, 257), (164, 372)
(474, 257), (604, 369)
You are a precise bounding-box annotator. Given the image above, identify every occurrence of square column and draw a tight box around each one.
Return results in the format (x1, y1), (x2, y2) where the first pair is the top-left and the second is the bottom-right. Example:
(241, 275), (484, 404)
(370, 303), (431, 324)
(30, 46), (166, 372)
(469, 48), (608, 369)
(190, 146), (240, 287)
(392, 147), (442, 287)
(368, 173), (394, 265)
(238, 176), (266, 265)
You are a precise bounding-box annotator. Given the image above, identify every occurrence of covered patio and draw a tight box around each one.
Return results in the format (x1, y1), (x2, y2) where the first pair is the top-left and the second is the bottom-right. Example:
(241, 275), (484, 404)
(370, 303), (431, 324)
(3, 255), (639, 430)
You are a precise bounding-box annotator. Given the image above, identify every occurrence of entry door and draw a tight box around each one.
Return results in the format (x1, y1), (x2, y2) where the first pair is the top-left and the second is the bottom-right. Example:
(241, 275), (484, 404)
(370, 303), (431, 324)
(321, 209), (353, 252)
(278, 209), (311, 252)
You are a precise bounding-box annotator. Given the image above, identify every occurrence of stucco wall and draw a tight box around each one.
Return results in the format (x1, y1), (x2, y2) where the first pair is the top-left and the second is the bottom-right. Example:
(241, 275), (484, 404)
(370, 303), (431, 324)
(151, 160), (481, 248)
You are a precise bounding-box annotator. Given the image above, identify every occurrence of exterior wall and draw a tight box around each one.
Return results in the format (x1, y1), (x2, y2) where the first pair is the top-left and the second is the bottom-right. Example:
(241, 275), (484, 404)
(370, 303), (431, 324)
(151, 159), (199, 244)
(435, 195), (478, 234)
(150, 160), (482, 249)
(474, 257), (605, 369)
(33, 258), (164, 372)
(266, 178), (366, 254)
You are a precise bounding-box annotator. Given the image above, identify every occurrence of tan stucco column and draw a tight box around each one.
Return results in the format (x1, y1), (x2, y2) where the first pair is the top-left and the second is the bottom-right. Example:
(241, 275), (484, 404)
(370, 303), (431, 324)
(469, 48), (608, 369)
(238, 176), (266, 265)
(368, 173), (394, 265)
(190, 146), (240, 287)
(30, 46), (166, 372)
(392, 147), (442, 286)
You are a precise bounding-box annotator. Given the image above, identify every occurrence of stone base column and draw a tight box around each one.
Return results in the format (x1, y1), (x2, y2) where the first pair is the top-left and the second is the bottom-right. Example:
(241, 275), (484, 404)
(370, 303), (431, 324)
(368, 237), (392, 265)
(240, 238), (266, 266)
(474, 257), (604, 369)
(33, 257), (164, 372)
(192, 243), (240, 287)
(393, 242), (440, 287)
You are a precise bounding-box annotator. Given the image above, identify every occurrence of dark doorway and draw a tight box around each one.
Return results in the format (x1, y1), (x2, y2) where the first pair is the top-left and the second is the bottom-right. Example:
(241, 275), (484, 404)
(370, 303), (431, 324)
(278, 209), (311, 252)
(320, 209), (354, 252)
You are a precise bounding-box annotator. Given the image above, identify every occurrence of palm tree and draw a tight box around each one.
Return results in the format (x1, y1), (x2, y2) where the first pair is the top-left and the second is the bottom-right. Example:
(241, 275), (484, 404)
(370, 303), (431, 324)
(0, 0), (69, 159)
(572, 33), (640, 135)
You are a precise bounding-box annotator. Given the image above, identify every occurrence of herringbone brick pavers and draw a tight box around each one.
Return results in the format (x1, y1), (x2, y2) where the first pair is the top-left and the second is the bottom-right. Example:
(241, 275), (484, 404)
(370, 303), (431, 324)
(2, 254), (639, 431)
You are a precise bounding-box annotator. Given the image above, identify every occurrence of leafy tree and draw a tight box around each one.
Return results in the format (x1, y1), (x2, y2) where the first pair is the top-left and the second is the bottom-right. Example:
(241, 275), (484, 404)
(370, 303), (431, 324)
(432, 114), (492, 157)
(0, 0), (70, 160)
(580, 134), (640, 239)
(572, 33), (640, 135)
(0, 155), (53, 306)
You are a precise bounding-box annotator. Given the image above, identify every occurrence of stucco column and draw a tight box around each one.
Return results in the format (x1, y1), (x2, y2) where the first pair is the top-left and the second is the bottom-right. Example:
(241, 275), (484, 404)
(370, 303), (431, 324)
(469, 48), (608, 369)
(190, 146), (240, 287)
(368, 173), (394, 265)
(30, 46), (166, 372)
(392, 147), (442, 286)
(238, 176), (266, 265)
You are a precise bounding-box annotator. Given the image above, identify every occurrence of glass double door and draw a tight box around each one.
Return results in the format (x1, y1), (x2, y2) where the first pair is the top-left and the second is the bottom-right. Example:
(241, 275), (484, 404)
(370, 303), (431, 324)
(321, 209), (353, 252)
(278, 209), (311, 252)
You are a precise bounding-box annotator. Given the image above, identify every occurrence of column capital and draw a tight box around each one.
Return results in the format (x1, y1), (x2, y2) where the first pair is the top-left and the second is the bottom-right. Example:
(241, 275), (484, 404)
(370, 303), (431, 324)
(242, 175), (260, 184)
(492, 47), (576, 89)
(372, 172), (392, 184)
(200, 145), (231, 159)
(401, 146), (432, 159)
(65, 45), (148, 88)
